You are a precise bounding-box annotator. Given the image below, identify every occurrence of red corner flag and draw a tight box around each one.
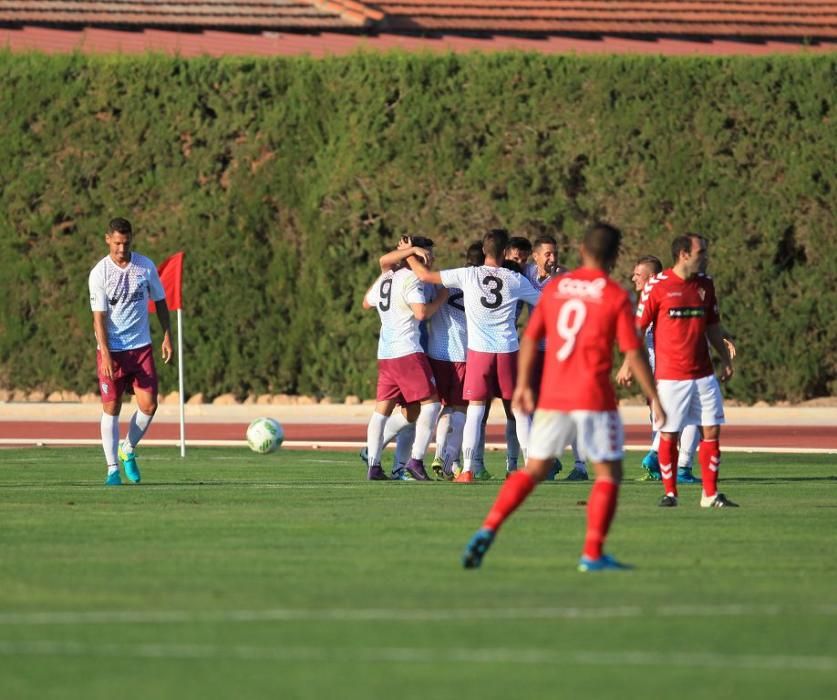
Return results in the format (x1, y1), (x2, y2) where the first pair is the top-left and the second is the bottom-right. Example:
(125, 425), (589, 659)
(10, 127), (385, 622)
(150, 252), (184, 312)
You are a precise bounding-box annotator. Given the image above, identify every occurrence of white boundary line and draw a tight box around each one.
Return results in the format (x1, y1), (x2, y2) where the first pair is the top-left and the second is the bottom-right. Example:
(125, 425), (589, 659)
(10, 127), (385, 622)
(0, 604), (835, 626)
(1, 438), (834, 454)
(0, 640), (834, 671)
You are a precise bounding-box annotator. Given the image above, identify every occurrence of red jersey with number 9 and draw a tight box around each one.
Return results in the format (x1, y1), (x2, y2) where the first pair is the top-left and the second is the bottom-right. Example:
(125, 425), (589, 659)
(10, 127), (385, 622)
(524, 268), (641, 411)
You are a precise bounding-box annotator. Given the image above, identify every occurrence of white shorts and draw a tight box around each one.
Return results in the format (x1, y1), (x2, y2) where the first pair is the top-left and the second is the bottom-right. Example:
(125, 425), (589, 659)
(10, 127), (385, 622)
(528, 410), (624, 463)
(656, 375), (725, 434)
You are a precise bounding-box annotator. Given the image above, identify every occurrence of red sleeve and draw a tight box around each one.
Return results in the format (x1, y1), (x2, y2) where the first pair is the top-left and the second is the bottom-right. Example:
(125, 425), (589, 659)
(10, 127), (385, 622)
(617, 294), (642, 353)
(635, 279), (657, 331)
(524, 297), (547, 342)
(705, 279), (720, 325)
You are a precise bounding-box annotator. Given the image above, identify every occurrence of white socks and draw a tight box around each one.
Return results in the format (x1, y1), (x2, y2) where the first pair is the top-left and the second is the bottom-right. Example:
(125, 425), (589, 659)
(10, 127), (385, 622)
(411, 402), (441, 461)
(511, 411), (530, 466)
(394, 422), (416, 472)
(101, 413), (119, 473)
(366, 412), (388, 467)
(678, 424), (700, 469)
(462, 404), (487, 472)
(434, 408), (452, 459)
(443, 410), (466, 470)
(383, 411), (411, 446)
(124, 409), (154, 454)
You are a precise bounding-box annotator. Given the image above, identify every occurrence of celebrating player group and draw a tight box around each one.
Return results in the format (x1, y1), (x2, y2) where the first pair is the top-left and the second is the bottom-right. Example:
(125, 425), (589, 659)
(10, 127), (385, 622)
(360, 223), (737, 572)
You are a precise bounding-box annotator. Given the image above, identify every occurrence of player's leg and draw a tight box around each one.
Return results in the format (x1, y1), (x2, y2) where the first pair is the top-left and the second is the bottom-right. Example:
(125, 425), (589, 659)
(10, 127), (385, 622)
(116, 346), (159, 482)
(404, 394), (441, 480)
(391, 419), (416, 479)
(441, 405), (467, 480)
(655, 379), (695, 506)
(97, 349), (125, 485)
(504, 415), (521, 474)
(696, 376), (736, 507)
(565, 439), (588, 481)
(575, 411), (631, 571)
(390, 354), (440, 481)
(431, 407), (452, 475)
(676, 423), (701, 483)
(462, 411), (572, 568)
(366, 398), (396, 480)
(459, 350), (495, 480)
(498, 352), (528, 477)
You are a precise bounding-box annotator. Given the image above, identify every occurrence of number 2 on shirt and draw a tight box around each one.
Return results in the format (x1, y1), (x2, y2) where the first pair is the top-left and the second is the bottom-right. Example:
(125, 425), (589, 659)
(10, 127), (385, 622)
(556, 299), (587, 361)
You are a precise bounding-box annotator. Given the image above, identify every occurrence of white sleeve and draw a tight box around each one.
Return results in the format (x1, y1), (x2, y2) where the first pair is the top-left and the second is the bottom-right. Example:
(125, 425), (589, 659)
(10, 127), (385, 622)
(88, 266), (108, 312)
(365, 275), (383, 307)
(404, 274), (426, 305)
(439, 267), (465, 289)
(516, 275), (541, 307)
(148, 262), (166, 302)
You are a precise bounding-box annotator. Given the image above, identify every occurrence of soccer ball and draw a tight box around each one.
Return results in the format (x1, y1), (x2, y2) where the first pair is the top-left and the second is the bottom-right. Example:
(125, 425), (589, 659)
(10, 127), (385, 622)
(246, 417), (284, 454)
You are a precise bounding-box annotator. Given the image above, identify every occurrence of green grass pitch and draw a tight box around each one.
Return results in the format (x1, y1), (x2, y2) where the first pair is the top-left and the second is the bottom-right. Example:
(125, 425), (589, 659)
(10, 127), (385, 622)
(0, 447), (835, 699)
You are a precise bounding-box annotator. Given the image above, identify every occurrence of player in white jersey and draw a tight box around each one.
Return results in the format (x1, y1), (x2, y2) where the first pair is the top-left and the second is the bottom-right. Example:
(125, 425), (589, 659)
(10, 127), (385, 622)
(424, 242), (476, 480)
(407, 228), (541, 482)
(363, 237), (446, 481)
(88, 218), (172, 485)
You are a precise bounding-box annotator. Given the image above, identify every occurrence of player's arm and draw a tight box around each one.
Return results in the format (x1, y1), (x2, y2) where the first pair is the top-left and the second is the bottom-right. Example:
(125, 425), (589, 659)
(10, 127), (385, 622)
(404, 255), (443, 285)
(615, 355), (632, 387)
(706, 323), (734, 382)
(625, 348), (666, 430)
(720, 325), (737, 360)
(517, 276), (541, 308)
(420, 286), (449, 320)
(153, 298), (174, 364)
(92, 311), (113, 379)
(379, 244), (431, 272)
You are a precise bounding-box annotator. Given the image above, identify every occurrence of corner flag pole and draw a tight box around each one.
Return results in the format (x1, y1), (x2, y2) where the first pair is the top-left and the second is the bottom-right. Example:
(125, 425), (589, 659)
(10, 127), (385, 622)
(177, 307), (185, 458)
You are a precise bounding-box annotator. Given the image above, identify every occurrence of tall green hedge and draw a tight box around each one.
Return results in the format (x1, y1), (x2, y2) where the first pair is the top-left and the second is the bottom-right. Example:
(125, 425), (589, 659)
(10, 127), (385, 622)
(0, 51), (834, 401)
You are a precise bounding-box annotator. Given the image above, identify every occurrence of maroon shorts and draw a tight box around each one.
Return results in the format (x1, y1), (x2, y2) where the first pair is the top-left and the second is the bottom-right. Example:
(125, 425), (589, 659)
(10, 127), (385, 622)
(376, 352), (436, 404)
(463, 349), (518, 401)
(429, 358), (467, 407)
(97, 344), (158, 403)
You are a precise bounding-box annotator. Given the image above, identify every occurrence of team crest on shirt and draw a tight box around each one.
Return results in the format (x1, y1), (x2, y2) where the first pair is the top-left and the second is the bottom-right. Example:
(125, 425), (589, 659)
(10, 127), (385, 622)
(698, 288), (706, 301)
(101, 382), (109, 394)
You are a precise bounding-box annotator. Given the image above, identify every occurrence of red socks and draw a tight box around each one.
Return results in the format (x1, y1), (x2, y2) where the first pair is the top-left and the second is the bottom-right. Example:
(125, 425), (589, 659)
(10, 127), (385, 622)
(699, 439), (720, 497)
(658, 436), (679, 497)
(582, 478), (620, 560)
(482, 470), (535, 531)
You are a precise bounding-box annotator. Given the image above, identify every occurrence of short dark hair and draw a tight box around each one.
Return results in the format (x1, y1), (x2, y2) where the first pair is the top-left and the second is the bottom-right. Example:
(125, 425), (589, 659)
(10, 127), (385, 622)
(108, 217), (133, 236)
(583, 222), (622, 266)
(636, 255), (663, 275)
(671, 233), (703, 263)
(466, 241), (485, 267)
(502, 259), (522, 274)
(411, 236), (434, 250)
(482, 228), (509, 259)
(505, 236), (532, 254)
(532, 235), (557, 251)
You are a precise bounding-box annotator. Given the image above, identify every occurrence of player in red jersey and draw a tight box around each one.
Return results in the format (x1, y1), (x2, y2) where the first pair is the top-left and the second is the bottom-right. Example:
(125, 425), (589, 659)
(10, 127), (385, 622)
(634, 234), (736, 508)
(462, 223), (665, 572)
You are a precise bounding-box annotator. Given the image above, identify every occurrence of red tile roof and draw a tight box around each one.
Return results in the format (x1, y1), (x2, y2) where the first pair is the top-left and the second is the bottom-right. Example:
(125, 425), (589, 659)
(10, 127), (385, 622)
(371, 1), (837, 40)
(0, 0), (835, 53)
(0, 1), (377, 30)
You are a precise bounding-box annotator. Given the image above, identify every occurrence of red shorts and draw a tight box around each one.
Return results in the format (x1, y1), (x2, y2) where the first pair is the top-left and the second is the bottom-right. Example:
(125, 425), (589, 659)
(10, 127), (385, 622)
(429, 358), (467, 407)
(463, 349), (517, 401)
(376, 353), (436, 404)
(97, 344), (158, 403)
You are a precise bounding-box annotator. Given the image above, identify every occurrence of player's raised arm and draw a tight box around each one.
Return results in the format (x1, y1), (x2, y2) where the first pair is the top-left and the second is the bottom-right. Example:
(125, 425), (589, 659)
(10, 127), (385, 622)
(405, 254), (443, 285)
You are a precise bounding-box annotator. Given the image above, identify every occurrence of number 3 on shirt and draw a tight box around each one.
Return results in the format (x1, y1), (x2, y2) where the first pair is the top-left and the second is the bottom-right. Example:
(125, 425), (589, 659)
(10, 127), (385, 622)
(555, 299), (587, 361)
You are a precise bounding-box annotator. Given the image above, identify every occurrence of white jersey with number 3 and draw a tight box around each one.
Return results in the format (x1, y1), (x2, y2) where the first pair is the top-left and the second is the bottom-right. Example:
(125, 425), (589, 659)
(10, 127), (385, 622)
(439, 265), (540, 353)
(365, 268), (426, 360)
